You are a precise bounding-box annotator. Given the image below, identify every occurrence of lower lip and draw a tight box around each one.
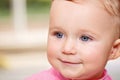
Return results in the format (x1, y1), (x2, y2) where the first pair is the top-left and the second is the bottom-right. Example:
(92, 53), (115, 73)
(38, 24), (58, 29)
(60, 60), (81, 66)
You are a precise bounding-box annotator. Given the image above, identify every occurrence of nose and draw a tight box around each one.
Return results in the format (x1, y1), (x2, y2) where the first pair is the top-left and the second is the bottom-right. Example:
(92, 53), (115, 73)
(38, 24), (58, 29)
(62, 38), (77, 55)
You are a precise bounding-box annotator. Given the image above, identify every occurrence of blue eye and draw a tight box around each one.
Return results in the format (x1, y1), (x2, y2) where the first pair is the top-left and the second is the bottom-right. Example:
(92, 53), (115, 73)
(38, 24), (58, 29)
(80, 36), (91, 41)
(55, 32), (63, 38)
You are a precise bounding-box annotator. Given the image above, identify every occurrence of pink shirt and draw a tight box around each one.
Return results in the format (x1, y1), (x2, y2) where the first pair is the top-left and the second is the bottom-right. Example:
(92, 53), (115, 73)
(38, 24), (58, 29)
(26, 68), (112, 80)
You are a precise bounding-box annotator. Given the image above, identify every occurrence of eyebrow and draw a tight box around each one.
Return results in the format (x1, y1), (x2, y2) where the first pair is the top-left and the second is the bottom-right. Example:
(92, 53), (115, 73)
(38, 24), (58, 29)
(49, 26), (64, 31)
(50, 26), (99, 37)
(78, 29), (100, 37)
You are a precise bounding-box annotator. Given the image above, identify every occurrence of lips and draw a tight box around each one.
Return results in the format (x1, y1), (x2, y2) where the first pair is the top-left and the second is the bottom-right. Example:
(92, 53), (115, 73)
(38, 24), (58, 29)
(59, 58), (82, 64)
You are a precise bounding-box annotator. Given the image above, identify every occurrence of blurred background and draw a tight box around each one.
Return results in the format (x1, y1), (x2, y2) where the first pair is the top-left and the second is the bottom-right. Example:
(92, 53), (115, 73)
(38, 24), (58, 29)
(0, 0), (120, 80)
(0, 0), (50, 80)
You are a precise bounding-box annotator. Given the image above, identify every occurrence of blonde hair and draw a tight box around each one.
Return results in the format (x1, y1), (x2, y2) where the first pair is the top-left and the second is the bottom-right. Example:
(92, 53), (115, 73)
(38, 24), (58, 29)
(103, 0), (120, 37)
(103, 0), (120, 17)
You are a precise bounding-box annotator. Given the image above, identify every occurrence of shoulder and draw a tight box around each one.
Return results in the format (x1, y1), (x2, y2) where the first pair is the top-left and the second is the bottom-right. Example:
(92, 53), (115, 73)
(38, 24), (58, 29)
(25, 68), (61, 80)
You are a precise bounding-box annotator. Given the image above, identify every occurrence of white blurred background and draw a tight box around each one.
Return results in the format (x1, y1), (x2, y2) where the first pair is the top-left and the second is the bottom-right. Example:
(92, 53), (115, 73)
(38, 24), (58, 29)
(0, 0), (120, 80)
(0, 0), (51, 80)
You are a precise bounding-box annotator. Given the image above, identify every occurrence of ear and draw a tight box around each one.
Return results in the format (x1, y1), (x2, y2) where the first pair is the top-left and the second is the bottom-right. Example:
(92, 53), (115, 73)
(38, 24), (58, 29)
(109, 39), (120, 60)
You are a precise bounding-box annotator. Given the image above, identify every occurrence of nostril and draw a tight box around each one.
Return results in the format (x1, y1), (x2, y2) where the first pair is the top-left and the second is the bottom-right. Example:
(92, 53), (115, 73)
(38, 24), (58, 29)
(62, 48), (77, 55)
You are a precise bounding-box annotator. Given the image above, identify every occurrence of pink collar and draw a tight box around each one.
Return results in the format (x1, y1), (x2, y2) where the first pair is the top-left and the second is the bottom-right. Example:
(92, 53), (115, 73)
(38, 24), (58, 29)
(52, 68), (112, 80)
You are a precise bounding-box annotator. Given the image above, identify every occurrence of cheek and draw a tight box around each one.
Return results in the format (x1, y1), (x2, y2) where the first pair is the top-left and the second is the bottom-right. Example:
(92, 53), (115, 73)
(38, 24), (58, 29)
(79, 44), (110, 64)
(47, 38), (61, 58)
(47, 39), (56, 65)
(47, 41), (55, 57)
(77, 44), (110, 73)
(47, 38), (63, 67)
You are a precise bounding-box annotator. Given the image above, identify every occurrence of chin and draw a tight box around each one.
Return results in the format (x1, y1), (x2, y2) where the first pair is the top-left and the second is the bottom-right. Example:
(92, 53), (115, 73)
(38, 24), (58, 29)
(61, 71), (82, 79)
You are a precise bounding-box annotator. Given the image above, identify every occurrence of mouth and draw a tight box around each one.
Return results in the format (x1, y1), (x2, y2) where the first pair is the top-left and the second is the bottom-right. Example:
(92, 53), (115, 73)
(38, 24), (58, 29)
(58, 58), (82, 65)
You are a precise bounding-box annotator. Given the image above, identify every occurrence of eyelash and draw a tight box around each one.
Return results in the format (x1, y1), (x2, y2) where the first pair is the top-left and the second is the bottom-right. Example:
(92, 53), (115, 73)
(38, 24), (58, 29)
(80, 35), (93, 42)
(52, 31), (93, 41)
(53, 31), (64, 38)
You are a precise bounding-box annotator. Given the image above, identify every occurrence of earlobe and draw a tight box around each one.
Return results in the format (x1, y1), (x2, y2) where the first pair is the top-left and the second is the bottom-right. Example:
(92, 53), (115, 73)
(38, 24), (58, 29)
(109, 39), (120, 60)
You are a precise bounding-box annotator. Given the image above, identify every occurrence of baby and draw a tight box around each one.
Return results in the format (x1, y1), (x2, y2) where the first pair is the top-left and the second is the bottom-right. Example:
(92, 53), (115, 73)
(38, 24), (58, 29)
(27, 0), (120, 80)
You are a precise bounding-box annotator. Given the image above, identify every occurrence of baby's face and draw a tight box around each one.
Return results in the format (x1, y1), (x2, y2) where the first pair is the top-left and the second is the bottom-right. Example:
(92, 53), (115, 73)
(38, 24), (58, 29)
(47, 0), (117, 79)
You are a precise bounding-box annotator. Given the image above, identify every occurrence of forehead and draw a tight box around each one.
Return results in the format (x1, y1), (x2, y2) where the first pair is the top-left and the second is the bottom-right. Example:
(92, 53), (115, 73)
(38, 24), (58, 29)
(50, 0), (113, 28)
(50, 0), (118, 38)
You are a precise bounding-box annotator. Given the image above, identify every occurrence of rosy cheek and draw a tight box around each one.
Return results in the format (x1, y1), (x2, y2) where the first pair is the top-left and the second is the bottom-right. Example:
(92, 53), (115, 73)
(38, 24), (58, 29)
(80, 45), (102, 58)
(48, 40), (59, 53)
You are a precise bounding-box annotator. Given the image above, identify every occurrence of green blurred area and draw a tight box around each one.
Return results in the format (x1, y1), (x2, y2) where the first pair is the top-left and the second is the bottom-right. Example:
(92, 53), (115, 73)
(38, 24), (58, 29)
(27, 0), (51, 14)
(0, 0), (51, 18)
(0, 0), (10, 19)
